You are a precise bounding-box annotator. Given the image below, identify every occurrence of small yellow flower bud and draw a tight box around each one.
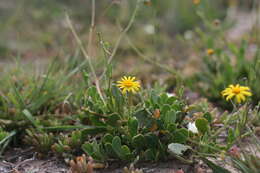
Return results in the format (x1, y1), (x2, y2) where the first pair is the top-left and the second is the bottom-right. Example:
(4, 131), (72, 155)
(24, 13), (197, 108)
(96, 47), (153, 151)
(193, 0), (201, 5)
(207, 49), (215, 56)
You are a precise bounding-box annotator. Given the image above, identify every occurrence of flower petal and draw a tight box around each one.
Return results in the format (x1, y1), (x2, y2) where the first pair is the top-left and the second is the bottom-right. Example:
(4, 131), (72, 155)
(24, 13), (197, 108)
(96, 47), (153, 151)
(226, 93), (234, 100)
(241, 91), (252, 96)
(235, 94), (241, 103)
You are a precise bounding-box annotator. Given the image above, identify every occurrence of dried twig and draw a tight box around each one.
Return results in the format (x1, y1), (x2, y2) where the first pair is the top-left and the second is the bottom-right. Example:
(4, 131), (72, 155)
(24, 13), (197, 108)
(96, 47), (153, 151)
(65, 12), (105, 104)
(100, 0), (142, 79)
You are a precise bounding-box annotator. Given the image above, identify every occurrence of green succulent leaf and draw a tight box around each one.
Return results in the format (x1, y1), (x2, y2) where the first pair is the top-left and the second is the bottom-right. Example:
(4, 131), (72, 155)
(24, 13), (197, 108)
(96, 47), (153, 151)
(106, 113), (120, 126)
(144, 148), (156, 161)
(159, 93), (168, 104)
(195, 118), (209, 134)
(167, 124), (177, 133)
(82, 141), (106, 161)
(161, 104), (171, 115)
(82, 142), (94, 155)
(166, 96), (177, 105)
(134, 109), (152, 127)
(145, 133), (159, 148)
(128, 117), (138, 137)
(111, 136), (133, 160)
(112, 136), (122, 157)
(111, 85), (124, 113)
(104, 143), (116, 157)
(132, 134), (146, 149)
(203, 112), (213, 123)
(173, 128), (188, 143)
(164, 110), (176, 124)
(102, 133), (114, 144)
(121, 145), (131, 156)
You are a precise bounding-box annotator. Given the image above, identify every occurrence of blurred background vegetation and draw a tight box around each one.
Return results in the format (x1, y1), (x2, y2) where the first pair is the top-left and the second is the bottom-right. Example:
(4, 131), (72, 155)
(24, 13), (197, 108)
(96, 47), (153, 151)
(0, 0), (259, 109)
(0, 0), (253, 59)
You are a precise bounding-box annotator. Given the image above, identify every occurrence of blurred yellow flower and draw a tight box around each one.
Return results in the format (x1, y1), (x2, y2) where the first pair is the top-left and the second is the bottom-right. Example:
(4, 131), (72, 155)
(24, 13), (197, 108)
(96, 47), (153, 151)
(207, 49), (215, 56)
(221, 84), (252, 104)
(117, 76), (140, 94)
(193, 0), (201, 5)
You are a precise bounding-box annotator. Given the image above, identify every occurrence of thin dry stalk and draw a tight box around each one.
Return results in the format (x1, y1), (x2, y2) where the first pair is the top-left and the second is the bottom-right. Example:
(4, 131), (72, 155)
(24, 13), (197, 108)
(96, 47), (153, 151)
(65, 13), (105, 104)
(100, 0), (141, 79)
(87, 0), (95, 57)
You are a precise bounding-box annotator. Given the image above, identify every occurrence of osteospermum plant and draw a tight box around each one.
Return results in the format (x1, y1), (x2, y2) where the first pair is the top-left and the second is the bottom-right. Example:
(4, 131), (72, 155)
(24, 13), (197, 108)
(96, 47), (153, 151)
(0, 63), (250, 172)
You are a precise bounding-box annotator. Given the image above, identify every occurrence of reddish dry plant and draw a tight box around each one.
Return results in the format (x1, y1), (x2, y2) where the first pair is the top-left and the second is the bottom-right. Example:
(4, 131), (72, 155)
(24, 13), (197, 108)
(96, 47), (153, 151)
(228, 146), (241, 158)
(153, 109), (160, 119)
(175, 168), (184, 173)
(69, 155), (105, 173)
(11, 169), (21, 173)
(195, 167), (207, 173)
(69, 155), (93, 173)
(123, 164), (143, 173)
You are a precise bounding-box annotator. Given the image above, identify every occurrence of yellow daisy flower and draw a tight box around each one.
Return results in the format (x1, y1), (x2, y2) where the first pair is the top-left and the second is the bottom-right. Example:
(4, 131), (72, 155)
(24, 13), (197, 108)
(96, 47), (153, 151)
(221, 84), (252, 104)
(117, 76), (141, 94)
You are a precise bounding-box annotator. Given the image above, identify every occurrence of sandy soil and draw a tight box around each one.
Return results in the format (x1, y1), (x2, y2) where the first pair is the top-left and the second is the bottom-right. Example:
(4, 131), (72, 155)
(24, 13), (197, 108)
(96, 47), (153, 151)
(0, 148), (194, 173)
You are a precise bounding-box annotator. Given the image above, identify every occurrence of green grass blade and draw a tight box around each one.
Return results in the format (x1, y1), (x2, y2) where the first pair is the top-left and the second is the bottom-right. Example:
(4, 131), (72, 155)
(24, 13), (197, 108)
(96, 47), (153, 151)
(22, 109), (40, 129)
(42, 125), (96, 132)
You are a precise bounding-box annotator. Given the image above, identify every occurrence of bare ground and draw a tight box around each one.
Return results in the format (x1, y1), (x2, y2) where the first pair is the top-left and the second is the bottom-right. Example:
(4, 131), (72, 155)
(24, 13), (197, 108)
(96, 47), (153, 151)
(0, 147), (195, 173)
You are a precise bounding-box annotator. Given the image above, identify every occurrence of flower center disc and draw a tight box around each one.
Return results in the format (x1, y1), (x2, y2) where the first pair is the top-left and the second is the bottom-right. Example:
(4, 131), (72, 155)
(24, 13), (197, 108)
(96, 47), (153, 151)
(232, 88), (241, 94)
(124, 81), (133, 87)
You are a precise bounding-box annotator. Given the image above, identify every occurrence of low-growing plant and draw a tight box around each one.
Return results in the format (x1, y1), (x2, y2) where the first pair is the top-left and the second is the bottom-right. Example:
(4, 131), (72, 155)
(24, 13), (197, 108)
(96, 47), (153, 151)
(190, 40), (259, 110)
(184, 10), (260, 110)
(0, 128), (10, 155)
(0, 127), (15, 156)
(0, 128), (9, 142)
(69, 154), (101, 173)
(123, 164), (143, 173)
(80, 84), (191, 162)
(79, 79), (250, 167)
(0, 57), (254, 171)
(52, 130), (83, 157)
(24, 129), (55, 154)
